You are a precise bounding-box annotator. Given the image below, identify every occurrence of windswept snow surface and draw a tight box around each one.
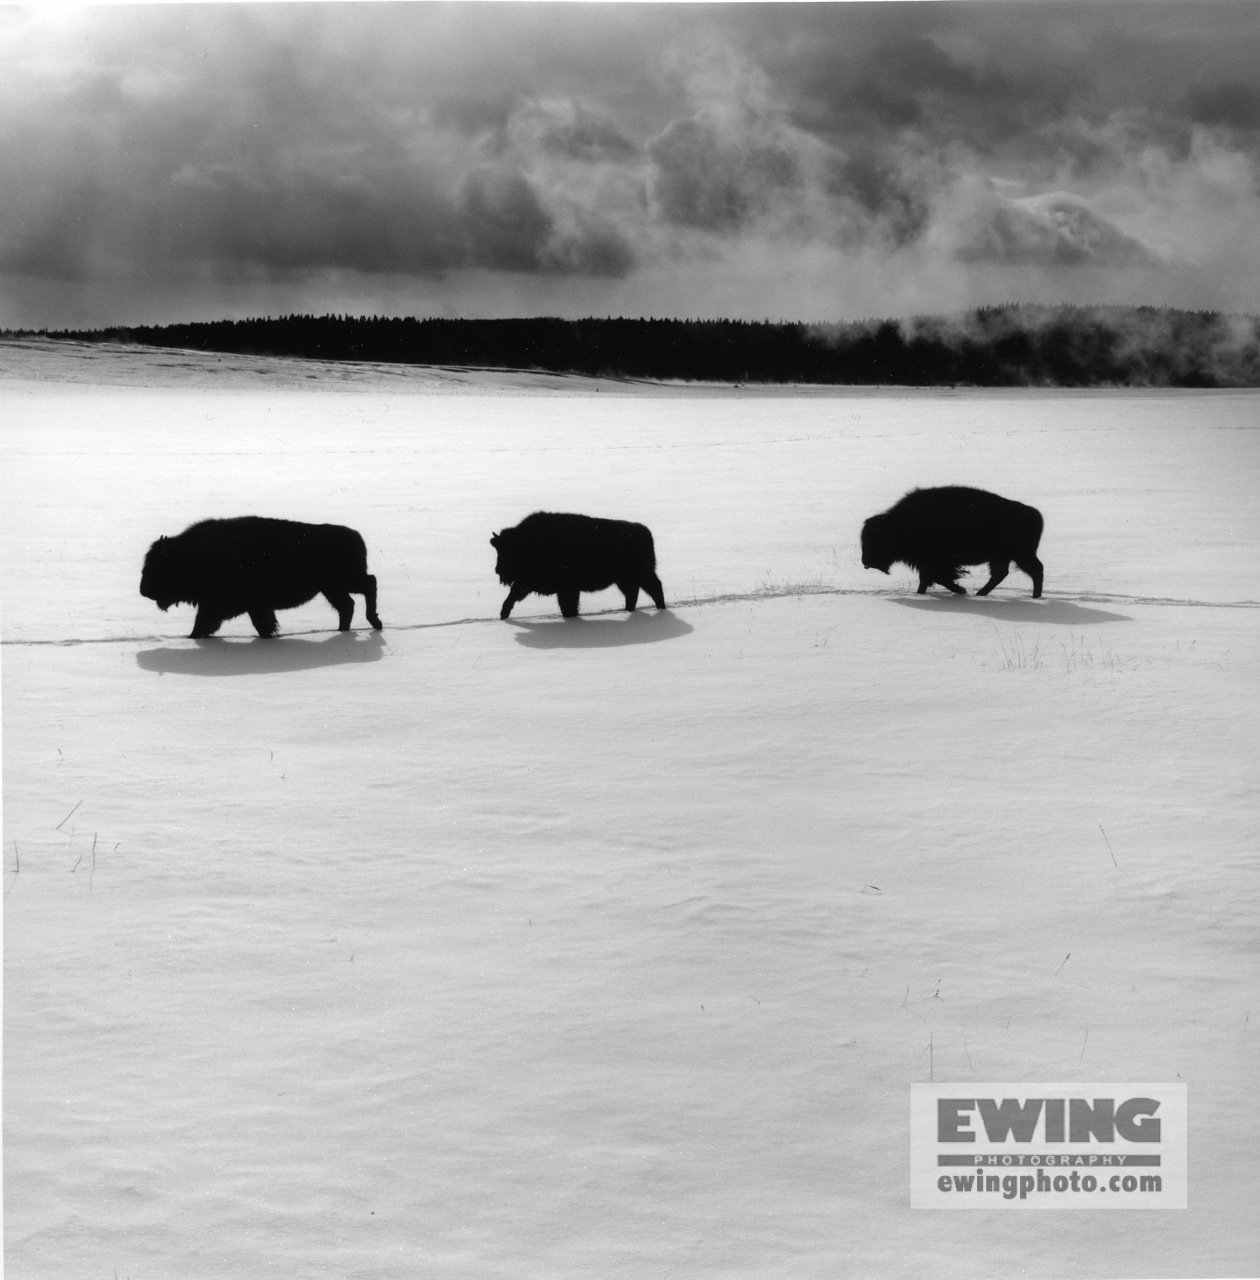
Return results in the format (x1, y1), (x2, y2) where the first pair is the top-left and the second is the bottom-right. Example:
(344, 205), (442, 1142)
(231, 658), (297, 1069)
(4, 345), (1259, 1279)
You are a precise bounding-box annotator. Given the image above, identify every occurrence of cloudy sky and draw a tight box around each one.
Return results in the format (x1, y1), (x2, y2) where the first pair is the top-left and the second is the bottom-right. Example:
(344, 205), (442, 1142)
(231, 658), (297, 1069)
(3, 0), (1259, 328)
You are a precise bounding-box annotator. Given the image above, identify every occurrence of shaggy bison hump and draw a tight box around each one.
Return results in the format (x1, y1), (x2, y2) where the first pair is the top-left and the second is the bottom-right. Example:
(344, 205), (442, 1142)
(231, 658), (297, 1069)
(140, 515), (383, 637)
(861, 486), (1044, 598)
(490, 511), (667, 619)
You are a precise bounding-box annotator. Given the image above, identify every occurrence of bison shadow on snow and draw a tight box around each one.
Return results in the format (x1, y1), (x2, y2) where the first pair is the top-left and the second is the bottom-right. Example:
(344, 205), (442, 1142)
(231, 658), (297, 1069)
(137, 631), (386, 677)
(507, 608), (693, 649)
(891, 596), (1131, 625)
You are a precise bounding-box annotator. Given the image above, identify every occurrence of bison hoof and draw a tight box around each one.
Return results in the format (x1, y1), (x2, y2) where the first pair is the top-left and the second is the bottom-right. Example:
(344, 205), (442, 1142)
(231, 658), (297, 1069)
(368, 616), (383, 630)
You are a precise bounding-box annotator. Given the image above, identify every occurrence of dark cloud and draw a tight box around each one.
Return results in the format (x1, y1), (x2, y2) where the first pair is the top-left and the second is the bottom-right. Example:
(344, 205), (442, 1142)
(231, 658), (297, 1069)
(457, 166), (553, 272)
(158, 162), (462, 276)
(643, 50), (886, 248)
(2, 2), (1258, 326)
(761, 12), (1082, 151)
(831, 151), (930, 247)
(843, 32), (1068, 138)
(650, 115), (800, 232)
(1184, 82), (1260, 132)
(506, 99), (639, 164)
(431, 94), (517, 140)
(0, 177), (104, 281)
(538, 208), (637, 278)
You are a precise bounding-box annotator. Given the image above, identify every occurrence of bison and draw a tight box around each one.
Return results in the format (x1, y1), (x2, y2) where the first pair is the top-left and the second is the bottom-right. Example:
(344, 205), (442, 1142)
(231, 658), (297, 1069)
(861, 486), (1044, 598)
(490, 511), (667, 619)
(140, 516), (383, 637)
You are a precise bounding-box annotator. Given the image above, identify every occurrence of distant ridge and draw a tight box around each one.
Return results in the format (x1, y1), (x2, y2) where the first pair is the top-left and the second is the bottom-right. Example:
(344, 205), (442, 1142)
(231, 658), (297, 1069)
(17, 305), (1260, 388)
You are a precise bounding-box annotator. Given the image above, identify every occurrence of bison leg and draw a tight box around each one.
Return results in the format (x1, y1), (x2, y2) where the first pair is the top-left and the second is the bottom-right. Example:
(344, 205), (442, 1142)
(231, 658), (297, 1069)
(191, 606), (225, 638)
(920, 569), (965, 595)
(1017, 555), (1045, 598)
(361, 573), (382, 630)
(917, 572), (965, 595)
(619, 582), (640, 612)
(557, 588), (580, 618)
(975, 560), (1010, 596)
(643, 573), (666, 610)
(500, 585), (528, 620)
(248, 607), (279, 638)
(323, 589), (355, 631)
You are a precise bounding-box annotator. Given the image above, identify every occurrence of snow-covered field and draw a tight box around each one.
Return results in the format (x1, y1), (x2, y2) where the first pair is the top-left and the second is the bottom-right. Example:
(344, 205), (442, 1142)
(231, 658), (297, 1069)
(4, 342), (1259, 1279)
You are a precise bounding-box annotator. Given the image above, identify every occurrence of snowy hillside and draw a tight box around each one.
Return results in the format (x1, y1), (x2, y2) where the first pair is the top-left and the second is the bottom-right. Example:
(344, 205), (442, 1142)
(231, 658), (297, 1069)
(4, 344), (1258, 1279)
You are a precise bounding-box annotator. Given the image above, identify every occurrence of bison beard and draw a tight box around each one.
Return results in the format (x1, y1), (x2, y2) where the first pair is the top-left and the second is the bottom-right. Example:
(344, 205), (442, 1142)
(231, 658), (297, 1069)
(861, 486), (1044, 598)
(140, 516), (383, 637)
(490, 511), (667, 619)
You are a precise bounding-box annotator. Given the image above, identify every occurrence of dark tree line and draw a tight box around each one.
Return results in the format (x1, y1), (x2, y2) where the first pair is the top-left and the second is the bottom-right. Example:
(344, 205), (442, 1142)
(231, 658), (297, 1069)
(20, 305), (1260, 387)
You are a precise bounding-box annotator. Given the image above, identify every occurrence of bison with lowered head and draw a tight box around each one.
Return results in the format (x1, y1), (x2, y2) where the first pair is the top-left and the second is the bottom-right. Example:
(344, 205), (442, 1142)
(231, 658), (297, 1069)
(141, 516), (384, 637)
(861, 486), (1044, 598)
(491, 511), (667, 619)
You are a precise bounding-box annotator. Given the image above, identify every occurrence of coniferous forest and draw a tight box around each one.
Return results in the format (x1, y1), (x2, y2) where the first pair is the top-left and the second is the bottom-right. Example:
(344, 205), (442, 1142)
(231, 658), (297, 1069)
(20, 305), (1260, 387)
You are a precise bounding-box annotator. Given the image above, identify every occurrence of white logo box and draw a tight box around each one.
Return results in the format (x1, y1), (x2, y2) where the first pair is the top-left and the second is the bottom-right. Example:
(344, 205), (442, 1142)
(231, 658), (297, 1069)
(910, 1083), (1187, 1209)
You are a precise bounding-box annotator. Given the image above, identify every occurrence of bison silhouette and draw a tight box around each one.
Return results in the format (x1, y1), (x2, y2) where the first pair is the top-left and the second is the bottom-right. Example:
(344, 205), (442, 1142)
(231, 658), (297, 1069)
(140, 516), (383, 637)
(491, 511), (667, 619)
(861, 486), (1044, 598)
